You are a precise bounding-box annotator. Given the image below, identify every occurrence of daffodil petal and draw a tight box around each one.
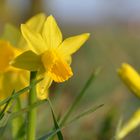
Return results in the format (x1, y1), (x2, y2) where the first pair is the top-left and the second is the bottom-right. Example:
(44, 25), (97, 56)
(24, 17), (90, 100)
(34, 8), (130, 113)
(64, 55), (72, 65)
(0, 74), (4, 99)
(1, 70), (29, 100)
(18, 13), (46, 51)
(21, 24), (47, 54)
(0, 40), (20, 72)
(1, 72), (15, 98)
(12, 50), (42, 71)
(26, 13), (46, 33)
(37, 73), (53, 100)
(42, 15), (62, 48)
(118, 63), (140, 98)
(59, 33), (90, 55)
(19, 70), (29, 87)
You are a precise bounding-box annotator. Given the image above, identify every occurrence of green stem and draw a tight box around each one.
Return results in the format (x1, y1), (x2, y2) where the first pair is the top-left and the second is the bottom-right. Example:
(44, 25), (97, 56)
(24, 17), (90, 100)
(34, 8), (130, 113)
(12, 97), (23, 139)
(27, 71), (37, 140)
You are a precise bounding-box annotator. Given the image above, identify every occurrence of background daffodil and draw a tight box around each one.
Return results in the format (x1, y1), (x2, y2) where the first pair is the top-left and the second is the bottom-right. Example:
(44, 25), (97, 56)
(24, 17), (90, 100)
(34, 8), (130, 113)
(0, 27), (29, 100)
(0, 13), (46, 100)
(118, 63), (140, 98)
(117, 109), (140, 139)
(12, 14), (90, 100)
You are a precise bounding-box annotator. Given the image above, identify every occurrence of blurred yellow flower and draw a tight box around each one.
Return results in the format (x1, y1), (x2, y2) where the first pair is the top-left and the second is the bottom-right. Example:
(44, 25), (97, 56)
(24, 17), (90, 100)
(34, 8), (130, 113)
(0, 40), (19, 72)
(13, 14), (90, 99)
(0, 13), (46, 100)
(118, 63), (140, 98)
(117, 109), (140, 139)
(0, 40), (29, 99)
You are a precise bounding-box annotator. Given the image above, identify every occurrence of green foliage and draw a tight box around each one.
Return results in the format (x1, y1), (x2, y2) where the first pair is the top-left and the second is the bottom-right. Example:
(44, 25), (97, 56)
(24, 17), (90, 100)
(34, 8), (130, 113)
(60, 68), (101, 126)
(48, 98), (64, 140)
(38, 104), (103, 140)
(97, 109), (117, 140)
(0, 69), (103, 140)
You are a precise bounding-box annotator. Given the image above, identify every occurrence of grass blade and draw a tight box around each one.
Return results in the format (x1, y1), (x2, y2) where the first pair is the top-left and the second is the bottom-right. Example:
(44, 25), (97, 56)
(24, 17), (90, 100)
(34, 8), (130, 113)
(0, 90), (15, 120)
(38, 104), (103, 140)
(10, 99), (47, 120)
(0, 99), (47, 138)
(60, 68), (101, 126)
(48, 98), (64, 140)
(68, 104), (104, 124)
(0, 98), (15, 135)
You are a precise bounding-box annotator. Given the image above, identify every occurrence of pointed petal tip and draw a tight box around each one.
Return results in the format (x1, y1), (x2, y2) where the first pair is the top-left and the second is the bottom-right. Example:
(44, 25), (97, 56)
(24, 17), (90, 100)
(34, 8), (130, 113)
(79, 33), (90, 41)
(86, 33), (90, 36)
(20, 24), (24, 28)
(21, 23), (26, 27)
(84, 33), (90, 38)
(20, 24), (29, 38)
(21, 24), (27, 31)
(48, 15), (54, 18)
(46, 15), (57, 23)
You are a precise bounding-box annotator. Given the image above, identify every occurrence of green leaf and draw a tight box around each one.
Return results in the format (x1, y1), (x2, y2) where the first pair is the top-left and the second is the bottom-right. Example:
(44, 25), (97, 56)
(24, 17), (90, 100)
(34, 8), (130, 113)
(0, 90), (15, 132)
(0, 99), (15, 136)
(0, 90), (15, 120)
(0, 99), (47, 137)
(0, 86), (45, 137)
(68, 104), (104, 124)
(97, 109), (117, 140)
(0, 113), (11, 135)
(12, 50), (43, 71)
(10, 99), (47, 120)
(48, 99), (64, 140)
(1, 24), (21, 46)
(59, 68), (101, 126)
(38, 104), (103, 140)
(15, 121), (26, 139)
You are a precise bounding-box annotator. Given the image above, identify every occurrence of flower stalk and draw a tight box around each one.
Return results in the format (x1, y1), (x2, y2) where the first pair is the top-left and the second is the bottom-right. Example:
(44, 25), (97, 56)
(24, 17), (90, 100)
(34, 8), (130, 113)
(27, 71), (37, 140)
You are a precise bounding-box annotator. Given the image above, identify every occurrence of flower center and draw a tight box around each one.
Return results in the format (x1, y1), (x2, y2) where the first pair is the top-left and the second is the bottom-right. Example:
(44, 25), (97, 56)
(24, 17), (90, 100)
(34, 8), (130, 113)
(0, 40), (17, 72)
(41, 49), (73, 82)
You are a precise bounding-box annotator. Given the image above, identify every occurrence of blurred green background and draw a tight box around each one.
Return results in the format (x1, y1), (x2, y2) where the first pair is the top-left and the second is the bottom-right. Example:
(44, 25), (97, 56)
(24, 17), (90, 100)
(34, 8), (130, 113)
(1, 0), (140, 139)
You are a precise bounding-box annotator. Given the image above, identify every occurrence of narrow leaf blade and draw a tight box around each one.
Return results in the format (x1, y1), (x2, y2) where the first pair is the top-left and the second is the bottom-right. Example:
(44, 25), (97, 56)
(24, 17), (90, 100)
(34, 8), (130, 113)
(48, 99), (64, 140)
(38, 104), (103, 140)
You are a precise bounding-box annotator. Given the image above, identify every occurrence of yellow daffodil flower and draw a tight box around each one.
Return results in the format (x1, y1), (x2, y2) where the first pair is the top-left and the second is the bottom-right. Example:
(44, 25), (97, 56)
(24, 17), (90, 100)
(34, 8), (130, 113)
(0, 13), (46, 100)
(0, 40), (19, 72)
(118, 63), (140, 98)
(117, 109), (140, 139)
(0, 40), (29, 99)
(12, 14), (90, 100)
